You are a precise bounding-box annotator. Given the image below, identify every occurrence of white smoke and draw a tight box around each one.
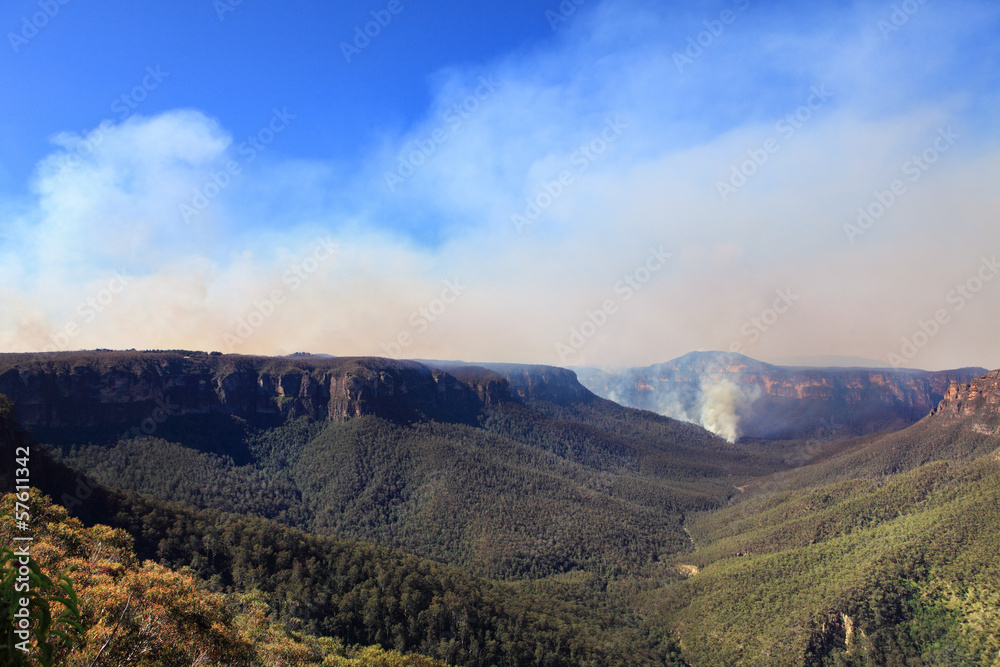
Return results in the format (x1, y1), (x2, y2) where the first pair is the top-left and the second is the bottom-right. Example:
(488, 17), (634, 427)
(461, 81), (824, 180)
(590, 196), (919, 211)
(651, 394), (695, 425)
(695, 379), (760, 443)
(644, 375), (760, 443)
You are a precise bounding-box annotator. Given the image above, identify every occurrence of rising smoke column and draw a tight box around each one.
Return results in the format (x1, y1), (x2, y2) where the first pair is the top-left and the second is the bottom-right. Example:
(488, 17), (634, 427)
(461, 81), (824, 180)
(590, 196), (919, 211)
(646, 373), (760, 443)
(695, 378), (761, 443)
(587, 362), (761, 442)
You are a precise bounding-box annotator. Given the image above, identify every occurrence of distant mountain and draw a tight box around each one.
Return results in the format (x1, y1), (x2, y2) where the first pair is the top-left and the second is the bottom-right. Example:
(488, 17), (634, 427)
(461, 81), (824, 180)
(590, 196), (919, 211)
(573, 351), (986, 441)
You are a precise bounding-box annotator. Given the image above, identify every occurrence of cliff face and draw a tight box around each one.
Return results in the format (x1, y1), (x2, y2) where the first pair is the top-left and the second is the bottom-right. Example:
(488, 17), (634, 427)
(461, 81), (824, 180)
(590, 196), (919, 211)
(0, 352), (608, 437)
(6, 349), (979, 445)
(482, 364), (592, 405)
(0, 352), (487, 430)
(574, 352), (988, 440)
(931, 369), (1000, 422)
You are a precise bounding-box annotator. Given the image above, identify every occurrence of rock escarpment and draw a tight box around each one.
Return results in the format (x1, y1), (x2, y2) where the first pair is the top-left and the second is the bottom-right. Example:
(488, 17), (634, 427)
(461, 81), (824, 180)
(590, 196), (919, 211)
(574, 352), (988, 439)
(931, 369), (1000, 421)
(0, 352), (486, 429)
(0, 352), (603, 436)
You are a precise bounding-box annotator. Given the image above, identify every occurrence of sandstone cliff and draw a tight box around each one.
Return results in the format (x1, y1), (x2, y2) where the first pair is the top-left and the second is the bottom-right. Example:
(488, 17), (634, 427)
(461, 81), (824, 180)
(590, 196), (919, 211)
(574, 352), (987, 439)
(931, 369), (1000, 423)
(0, 352), (486, 430)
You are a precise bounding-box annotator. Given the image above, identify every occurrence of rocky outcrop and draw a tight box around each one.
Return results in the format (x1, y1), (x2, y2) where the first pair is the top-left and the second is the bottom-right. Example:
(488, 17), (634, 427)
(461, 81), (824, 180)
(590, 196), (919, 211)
(0, 352), (488, 430)
(438, 366), (510, 406)
(482, 364), (593, 405)
(931, 369), (1000, 420)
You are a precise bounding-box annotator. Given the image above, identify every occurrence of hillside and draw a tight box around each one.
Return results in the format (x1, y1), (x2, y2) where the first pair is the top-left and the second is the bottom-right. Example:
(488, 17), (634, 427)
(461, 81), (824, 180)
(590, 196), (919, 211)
(0, 350), (785, 581)
(6, 351), (999, 666)
(573, 352), (986, 440)
(0, 490), (449, 667)
(0, 395), (685, 666)
(745, 368), (1000, 493)
(644, 369), (1000, 665)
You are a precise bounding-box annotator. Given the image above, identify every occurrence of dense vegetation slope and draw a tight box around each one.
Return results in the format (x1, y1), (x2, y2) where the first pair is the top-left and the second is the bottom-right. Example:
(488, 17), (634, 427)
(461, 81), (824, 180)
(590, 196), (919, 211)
(1, 393), (685, 666)
(6, 352), (786, 580)
(1, 490), (449, 666)
(643, 377), (1000, 665)
(5, 352), (1000, 666)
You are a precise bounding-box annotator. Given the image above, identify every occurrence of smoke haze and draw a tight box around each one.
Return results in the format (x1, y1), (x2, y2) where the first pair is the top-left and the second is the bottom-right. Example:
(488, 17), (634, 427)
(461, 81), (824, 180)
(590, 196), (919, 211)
(1, 1), (998, 372)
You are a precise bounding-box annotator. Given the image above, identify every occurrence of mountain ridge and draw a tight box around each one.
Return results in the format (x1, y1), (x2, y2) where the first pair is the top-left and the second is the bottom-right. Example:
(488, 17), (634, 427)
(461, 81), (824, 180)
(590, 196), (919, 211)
(648, 366), (1000, 664)
(0, 351), (492, 432)
(0, 351), (604, 434)
(573, 351), (987, 440)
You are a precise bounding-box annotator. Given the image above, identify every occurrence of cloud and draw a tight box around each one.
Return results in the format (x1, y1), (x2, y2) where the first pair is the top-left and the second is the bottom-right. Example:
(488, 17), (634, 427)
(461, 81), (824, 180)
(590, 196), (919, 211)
(1, 0), (999, 371)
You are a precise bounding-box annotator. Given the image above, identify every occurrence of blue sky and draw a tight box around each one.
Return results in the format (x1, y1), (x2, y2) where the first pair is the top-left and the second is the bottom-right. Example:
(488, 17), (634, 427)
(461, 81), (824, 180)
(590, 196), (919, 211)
(0, 0), (570, 195)
(1, 0), (999, 370)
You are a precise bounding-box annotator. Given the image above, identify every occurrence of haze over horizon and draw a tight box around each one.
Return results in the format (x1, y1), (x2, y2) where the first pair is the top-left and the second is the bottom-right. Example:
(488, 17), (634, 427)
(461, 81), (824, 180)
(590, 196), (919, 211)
(1, 0), (998, 372)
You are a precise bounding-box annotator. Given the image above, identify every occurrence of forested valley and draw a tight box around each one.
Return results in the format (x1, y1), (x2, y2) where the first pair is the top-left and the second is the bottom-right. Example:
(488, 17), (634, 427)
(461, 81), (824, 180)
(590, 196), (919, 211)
(2, 353), (999, 665)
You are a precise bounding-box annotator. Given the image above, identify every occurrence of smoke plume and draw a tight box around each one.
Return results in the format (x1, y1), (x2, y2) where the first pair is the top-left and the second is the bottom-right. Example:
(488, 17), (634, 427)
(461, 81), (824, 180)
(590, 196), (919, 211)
(593, 366), (761, 442)
(694, 379), (761, 443)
